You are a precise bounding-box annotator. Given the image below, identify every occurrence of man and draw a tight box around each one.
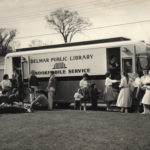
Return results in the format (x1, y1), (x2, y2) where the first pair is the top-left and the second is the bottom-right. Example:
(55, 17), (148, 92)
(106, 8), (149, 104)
(47, 71), (56, 110)
(29, 70), (39, 103)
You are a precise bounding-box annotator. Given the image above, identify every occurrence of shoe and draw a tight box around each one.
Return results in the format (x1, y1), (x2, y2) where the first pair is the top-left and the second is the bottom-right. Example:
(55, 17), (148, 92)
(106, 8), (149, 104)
(120, 109), (124, 113)
(106, 108), (111, 112)
(141, 112), (146, 115)
(27, 108), (32, 113)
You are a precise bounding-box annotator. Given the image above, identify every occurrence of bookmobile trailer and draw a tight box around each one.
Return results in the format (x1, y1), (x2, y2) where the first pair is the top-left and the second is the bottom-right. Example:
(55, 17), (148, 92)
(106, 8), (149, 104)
(4, 38), (150, 106)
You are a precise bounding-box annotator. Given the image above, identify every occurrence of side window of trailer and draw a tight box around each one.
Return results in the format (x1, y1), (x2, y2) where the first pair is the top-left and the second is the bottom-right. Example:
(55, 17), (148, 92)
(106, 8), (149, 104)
(122, 58), (133, 73)
(136, 56), (149, 72)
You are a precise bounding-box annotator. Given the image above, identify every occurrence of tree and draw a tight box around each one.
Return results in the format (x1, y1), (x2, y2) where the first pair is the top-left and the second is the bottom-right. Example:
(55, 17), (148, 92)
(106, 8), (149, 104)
(28, 39), (44, 47)
(0, 28), (17, 56)
(46, 8), (92, 43)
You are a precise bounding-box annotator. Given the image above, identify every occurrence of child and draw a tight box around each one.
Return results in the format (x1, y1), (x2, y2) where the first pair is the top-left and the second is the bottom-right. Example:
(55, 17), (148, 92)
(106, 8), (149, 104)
(91, 82), (100, 110)
(141, 70), (150, 115)
(74, 89), (83, 110)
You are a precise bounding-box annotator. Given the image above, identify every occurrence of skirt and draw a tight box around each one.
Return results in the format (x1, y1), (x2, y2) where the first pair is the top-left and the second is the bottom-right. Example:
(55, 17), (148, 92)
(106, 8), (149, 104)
(142, 90), (150, 105)
(103, 85), (118, 102)
(116, 87), (132, 107)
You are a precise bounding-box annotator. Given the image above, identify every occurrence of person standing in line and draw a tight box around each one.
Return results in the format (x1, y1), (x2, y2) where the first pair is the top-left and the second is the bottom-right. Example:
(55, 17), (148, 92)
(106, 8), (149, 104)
(90, 82), (100, 110)
(79, 73), (90, 111)
(47, 71), (56, 110)
(116, 72), (132, 113)
(29, 70), (39, 103)
(140, 69), (148, 112)
(131, 72), (142, 112)
(103, 72), (118, 111)
(141, 70), (150, 115)
(140, 69), (148, 97)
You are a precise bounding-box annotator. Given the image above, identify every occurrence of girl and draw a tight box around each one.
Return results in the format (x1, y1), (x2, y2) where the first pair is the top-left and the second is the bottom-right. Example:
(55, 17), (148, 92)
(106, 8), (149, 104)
(116, 72), (132, 113)
(141, 70), (150, 115)
(104, 72), (118, 111)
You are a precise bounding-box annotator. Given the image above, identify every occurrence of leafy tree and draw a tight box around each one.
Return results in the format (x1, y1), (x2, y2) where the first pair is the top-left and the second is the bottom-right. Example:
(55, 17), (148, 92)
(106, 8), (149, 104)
(0, 28), (17, 56)
(46, 8), (91, 43)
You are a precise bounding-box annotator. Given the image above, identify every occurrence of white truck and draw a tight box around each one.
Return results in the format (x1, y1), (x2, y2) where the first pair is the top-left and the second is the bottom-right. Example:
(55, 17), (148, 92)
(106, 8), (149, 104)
(4, 39), (150, 106)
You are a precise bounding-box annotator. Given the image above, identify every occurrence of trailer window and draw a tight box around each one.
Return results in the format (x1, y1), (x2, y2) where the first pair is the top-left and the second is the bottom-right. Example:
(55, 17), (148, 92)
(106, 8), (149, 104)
(122, 58), (132, 73)
(136, 57), (148, 72)
(13, 57), (21, 69)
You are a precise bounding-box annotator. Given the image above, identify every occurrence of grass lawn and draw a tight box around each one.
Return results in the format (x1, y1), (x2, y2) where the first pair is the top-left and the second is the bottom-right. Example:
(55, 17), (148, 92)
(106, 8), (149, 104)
(0, 109), (150, 150)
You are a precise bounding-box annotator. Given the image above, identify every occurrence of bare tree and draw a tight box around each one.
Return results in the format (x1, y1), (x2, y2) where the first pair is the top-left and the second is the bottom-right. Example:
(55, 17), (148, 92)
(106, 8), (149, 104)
(28, 39), (44, 47)
(0, 28), (17, 56)
(46, 8), (92, 43)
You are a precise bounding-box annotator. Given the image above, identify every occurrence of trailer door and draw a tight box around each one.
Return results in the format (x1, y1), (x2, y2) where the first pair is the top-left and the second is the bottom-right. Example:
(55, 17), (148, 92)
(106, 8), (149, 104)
(120, 45), (136, 74)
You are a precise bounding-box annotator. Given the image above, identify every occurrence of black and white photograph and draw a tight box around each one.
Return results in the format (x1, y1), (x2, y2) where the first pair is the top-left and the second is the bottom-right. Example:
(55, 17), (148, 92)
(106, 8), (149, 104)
(0, 0), (150, 150)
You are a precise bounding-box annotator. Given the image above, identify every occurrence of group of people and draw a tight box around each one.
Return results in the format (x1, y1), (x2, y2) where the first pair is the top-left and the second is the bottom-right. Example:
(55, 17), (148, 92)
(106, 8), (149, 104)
(0, 70), (56, 112)
(26, 70), (56, 112)
(0, 71), (23, 105)
(1, 67), (150, 115)
(104, 69), (150, 114)
(74, 73), (100, 111)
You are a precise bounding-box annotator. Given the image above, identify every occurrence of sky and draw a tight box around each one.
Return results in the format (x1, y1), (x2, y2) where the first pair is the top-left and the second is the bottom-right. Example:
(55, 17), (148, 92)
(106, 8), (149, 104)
(0, 0), (150, 48)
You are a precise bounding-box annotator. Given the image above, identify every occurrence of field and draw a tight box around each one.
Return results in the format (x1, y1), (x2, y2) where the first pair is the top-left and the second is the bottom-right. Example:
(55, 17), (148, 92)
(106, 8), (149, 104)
(0, 108), (150, 150)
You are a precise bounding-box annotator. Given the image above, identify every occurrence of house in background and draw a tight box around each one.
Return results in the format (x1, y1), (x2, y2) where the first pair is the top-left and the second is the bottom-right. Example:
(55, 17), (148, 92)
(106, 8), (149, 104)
(0, 57), (4, 81)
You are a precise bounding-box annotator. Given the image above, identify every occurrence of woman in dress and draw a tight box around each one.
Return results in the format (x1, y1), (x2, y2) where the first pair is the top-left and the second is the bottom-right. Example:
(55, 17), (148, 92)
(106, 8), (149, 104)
(116, 72), (132, 113)
(141, 70), (150, 114)
(104, 72), (118, 111)
(79, 73), (90, 111)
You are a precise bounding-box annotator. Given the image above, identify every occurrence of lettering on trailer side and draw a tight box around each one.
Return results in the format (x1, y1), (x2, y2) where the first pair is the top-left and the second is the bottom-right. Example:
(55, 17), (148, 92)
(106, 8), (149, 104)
(30, 48), (107, 77)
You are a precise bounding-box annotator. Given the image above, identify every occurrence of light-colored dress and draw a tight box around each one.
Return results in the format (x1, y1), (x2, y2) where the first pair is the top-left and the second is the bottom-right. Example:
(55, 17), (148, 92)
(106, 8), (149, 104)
(116, 77), (132, 107)
(142, 76), (150, 105)
(104, 77), (118, 101)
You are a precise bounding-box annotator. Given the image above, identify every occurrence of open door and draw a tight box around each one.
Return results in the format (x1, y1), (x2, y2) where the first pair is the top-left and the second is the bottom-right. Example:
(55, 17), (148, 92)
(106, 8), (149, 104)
(13, 56), (30, 102)
(13, 56), (30, 79)
(107, 47), (121, 79)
